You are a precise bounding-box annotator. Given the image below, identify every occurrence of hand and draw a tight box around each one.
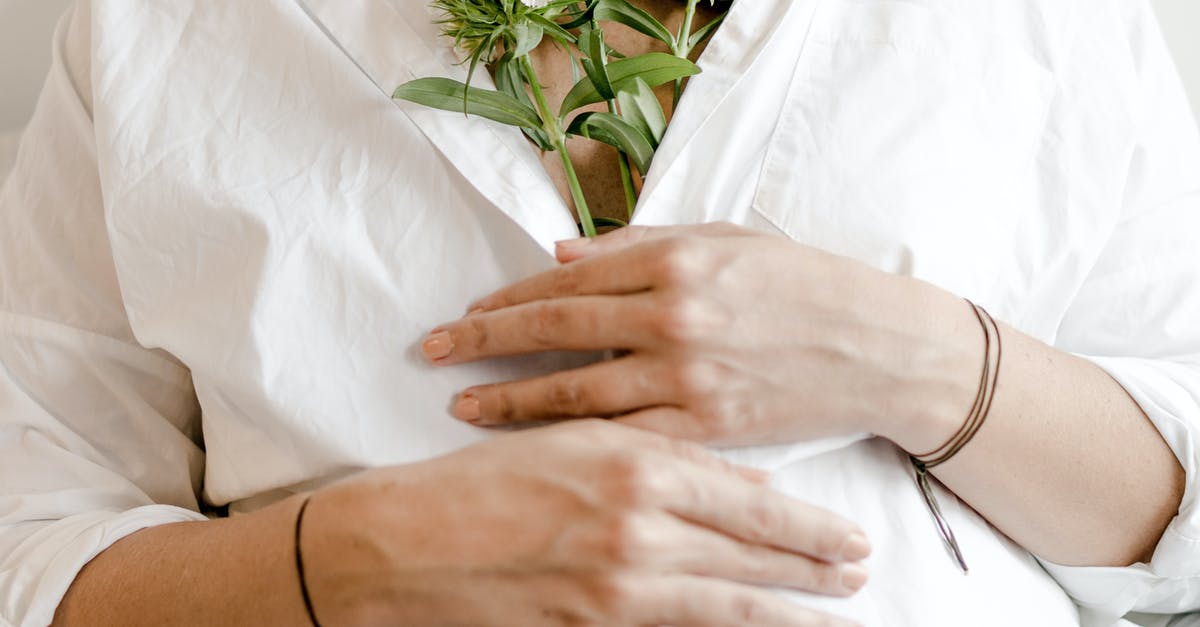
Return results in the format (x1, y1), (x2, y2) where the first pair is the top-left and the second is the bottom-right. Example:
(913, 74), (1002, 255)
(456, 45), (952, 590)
(423, 223), (979, 449)
(301, 420), (870, 626)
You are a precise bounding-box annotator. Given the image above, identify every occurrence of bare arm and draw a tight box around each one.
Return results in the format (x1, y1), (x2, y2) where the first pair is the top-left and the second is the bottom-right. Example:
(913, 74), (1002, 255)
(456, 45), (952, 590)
(54, 497), (312, 626)
(876, 278), (1183, 567)
(424, 224), (1186, 568)
(53, 421), (870, 626)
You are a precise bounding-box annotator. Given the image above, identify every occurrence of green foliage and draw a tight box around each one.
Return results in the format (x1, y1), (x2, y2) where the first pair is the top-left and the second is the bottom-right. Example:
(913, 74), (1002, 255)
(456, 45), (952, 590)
(559, 53), (699, 116)
(394, 0), (730, 236)
(567, 111), (656, 175)
(393, 77), (543, 128)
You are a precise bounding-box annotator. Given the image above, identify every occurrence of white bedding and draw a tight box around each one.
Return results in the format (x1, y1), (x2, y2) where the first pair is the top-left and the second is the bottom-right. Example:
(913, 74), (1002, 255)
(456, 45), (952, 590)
(0, 128), (21, 184)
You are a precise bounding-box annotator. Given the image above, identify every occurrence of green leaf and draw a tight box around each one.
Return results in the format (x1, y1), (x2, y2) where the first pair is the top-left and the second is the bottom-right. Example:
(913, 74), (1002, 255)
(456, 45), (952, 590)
(526, 13), (578, 46)
(688, 12), (726, 50)
(616, 77), (667, 147)
(394, 78), (543, 129)
(567, 111), (655, 175)
(578, 24), (614, 100)
(593, 216), (629, 228)
(559, 52), (700, 116)
(493, 55), (555, 151)
(594, 0), (674, 46)
(557, 0), (599, 30)
(512, 23), (544, 58)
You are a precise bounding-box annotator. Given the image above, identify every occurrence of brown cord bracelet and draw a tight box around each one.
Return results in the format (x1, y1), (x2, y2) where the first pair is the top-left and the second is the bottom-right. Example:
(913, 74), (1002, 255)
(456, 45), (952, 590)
(909, 299), (1002, 574)
(295, 495), (322, 627)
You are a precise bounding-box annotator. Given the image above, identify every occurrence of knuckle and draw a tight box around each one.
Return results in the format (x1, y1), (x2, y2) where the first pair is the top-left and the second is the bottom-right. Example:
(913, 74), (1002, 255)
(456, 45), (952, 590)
(670, 359), (722, 398)
(652, 238), (705, 286)
(492, 387), (517, 423)
(530, 303), (569, 347)
(652, 295), (715, 343)
(605, 454), (668, 508)
(663, 437), (715, 466)
(599, 514), (656, 565)
(550, 264), (583, 297)
(707, 397), (754, 441)
(810, 516), (849, 561)
(547, 378), (589, 415)
(806, 562), (845, 595)
(585, 574), (636, 617)
(465, 317), (490, 352)
(743, 500), (786, 544)
(728, 591), (768, 624)
(734, 550), (772, 581)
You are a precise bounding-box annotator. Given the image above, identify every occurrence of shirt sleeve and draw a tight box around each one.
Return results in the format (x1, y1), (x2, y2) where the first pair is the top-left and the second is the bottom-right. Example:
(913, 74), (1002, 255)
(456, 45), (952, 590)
(1039, 1), (1200, 620)
(0, 5), (208, 625)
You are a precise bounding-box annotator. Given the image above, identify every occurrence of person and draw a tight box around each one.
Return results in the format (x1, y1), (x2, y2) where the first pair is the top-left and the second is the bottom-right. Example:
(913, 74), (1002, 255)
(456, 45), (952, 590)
(1, 0), (1197, 626)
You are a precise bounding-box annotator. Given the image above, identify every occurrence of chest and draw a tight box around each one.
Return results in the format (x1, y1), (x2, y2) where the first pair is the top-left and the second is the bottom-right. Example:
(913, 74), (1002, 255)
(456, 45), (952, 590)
(88, 0), (1127, 497)
(524, 1), (725, 222)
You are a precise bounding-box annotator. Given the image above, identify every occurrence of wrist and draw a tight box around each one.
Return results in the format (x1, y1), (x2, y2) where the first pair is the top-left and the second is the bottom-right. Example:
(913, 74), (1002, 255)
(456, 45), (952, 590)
(301, 477), (410, 626)
(872, 280), (985, 455)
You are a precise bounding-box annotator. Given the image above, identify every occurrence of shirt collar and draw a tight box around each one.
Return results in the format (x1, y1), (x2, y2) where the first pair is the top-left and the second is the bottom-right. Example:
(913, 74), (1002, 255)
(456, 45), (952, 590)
(296, 0), (810, 245)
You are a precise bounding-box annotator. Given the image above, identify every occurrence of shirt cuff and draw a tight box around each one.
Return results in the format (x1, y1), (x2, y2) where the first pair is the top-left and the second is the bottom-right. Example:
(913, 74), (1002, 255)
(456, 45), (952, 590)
(0, 505), (207, 627)
(1039, 355), (1200, 620)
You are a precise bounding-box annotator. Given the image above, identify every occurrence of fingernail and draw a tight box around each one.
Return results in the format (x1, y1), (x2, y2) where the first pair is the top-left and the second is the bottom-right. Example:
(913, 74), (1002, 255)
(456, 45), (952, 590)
(840, 532), (871, 562)
(839, 563), (869, 593)
(452, 394), (481, 423)
(556, 238), (591, 250)
(421, 331), (454, 360)
(465, 307), (486, 317)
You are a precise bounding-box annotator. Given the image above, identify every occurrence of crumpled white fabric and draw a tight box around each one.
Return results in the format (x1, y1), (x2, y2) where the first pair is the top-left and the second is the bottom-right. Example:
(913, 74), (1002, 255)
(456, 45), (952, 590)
(0, 128), (20, 184)
(1, 0), (1199, 625)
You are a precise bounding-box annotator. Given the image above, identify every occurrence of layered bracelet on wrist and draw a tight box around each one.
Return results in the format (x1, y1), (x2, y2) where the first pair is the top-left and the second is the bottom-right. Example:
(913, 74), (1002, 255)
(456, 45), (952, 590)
(909, 299), (1002, 574)
(295, 495), (323, 627)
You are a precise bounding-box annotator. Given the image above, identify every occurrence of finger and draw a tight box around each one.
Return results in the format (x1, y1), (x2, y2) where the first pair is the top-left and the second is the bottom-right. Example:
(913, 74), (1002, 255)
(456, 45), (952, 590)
(555, 222), (748, 264)
(615, 406), (717, 442)
(624, 511), (869, 597)
(664, 463), (872, 565)
(557, 420), (770, 487)
(628, 575), (861, 627)
(615, 406), (780, 448)
(469, 235), (717, 313)
(611, 426), (767, 487)
(452, 355), (673, 426)
(423, 295), (670, 365)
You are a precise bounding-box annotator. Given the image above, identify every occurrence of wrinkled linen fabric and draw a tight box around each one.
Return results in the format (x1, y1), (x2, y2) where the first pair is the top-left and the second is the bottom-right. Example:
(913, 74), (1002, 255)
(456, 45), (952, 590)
(0, 129), (20, 184)
(1, 0), (1199, 625)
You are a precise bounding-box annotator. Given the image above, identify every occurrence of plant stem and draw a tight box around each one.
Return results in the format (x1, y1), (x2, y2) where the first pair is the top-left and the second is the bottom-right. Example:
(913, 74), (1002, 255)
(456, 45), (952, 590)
(609, 100), (648, 219)
(521, 55), (597, 237)
(615, 142), (638, 220)
(672, 0), (701, 109)
(595, 21), (638, 221)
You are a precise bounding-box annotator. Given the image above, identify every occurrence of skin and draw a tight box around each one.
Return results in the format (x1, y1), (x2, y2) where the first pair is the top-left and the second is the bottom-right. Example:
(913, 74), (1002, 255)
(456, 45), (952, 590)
(423, 223), (1186, 568)
(56, 421), (869, 627)
(530, 1), (723, 221)
(56, 9), (873, 627)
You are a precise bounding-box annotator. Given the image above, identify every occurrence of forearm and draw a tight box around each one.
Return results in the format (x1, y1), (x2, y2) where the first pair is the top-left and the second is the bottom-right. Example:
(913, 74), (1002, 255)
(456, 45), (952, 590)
(881, 281), (1185, 567)
(53, 495), (312, 626)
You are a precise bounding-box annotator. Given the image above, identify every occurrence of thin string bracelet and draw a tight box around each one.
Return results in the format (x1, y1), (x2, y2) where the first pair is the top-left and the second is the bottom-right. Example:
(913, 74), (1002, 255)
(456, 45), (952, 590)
(908, 299), (1002, 575)
(921, 304), (1002, 468)
(910, 302), (992, 461)
(295, 495), (322, 627)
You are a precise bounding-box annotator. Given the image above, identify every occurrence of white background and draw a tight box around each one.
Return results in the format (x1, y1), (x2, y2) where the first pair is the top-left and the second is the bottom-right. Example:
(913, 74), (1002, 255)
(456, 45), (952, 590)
(1, 0), (1199, 129)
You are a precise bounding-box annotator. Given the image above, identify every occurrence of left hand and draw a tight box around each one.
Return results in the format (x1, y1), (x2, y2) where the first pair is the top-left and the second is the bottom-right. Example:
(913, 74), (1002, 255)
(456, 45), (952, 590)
(422, 223), (978, 448)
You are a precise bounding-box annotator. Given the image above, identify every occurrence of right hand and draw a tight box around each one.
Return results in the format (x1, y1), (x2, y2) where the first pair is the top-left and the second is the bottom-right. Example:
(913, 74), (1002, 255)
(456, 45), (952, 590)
(302, 420), (871, 626)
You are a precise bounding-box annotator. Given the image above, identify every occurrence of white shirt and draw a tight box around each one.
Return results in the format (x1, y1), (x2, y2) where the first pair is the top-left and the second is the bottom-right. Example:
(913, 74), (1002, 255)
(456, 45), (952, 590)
(2, 0), (1198, 625)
